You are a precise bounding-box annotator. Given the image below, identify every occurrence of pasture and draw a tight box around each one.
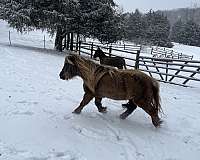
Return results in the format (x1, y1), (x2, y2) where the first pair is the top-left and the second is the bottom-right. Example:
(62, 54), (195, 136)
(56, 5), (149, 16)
(0, 20), (200, 160)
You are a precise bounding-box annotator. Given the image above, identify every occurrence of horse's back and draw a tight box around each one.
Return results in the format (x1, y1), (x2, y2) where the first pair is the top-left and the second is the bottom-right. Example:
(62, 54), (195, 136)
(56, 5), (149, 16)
(101, 57), (125, 68)
(95, 69), (152, 100)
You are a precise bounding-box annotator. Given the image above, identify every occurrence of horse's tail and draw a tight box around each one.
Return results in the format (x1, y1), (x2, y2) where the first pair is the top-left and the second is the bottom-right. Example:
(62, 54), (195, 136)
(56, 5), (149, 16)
(152, 80), (162, 114)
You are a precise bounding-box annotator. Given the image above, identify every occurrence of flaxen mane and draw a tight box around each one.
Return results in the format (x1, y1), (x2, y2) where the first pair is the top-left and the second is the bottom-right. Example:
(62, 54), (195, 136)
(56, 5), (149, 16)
(69, 54), (116, 93)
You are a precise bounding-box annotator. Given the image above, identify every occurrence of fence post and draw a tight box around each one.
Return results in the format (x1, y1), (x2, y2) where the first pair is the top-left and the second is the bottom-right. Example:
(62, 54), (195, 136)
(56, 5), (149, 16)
(91, 42), (93, 58)
(67, 33), (70, 50)
(43, 35), (46, 49)
(109, 46), (112, 57)
(76, 34), (79, 51)
(78, 41), (81, 55)
(9, 31), (12, 46)
(150, 47), (153, 54)
(177, 53), (180, 59)
(63, 34), (66, 50)
(165, 61), (169, 81)
(124, 44), (125, 50)
(135, 50), (140, 69)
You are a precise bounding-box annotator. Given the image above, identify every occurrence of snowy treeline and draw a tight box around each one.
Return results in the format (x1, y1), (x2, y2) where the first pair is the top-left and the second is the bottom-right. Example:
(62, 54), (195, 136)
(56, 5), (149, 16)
(123, 10), (173, 48)
(171, 20), (200, 47)
(124, 8), (200, 48)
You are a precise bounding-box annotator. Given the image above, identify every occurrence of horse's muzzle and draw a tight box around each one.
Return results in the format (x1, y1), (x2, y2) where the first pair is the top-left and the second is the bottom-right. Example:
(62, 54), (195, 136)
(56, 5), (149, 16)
(59, 71), (65, 80)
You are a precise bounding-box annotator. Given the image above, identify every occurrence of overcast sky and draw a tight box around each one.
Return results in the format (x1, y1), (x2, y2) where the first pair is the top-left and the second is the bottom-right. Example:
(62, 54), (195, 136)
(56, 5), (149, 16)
(114, 0), (200, 13)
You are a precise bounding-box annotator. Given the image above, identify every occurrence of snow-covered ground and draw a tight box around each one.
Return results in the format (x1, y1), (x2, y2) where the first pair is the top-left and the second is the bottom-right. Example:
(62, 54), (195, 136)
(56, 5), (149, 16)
(173, 43), (200, 60)
(0, 20), (200, 160)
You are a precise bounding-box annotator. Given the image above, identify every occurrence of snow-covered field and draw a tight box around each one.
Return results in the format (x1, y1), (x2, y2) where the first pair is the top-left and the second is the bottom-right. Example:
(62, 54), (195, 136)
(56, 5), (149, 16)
(0, 20), (200, 160)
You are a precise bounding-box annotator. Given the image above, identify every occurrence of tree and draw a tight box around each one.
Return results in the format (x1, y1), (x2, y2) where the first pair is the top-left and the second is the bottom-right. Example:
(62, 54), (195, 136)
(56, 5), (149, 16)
(171, 20), (200, 46)
(0, 0), (124, 51)
(0, 0), (78, 51)
(76, 0), (124, 44)
(144, 10), (173, 47)
(124, 10), (173, 47)
(171, 19), (186, 44)
(124, 9), (145, 44)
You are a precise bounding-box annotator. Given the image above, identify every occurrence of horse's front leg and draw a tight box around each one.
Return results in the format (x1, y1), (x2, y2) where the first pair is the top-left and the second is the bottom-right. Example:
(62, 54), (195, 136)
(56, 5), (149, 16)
(95, 97), (107, 113)
(73, 92), (94, 114)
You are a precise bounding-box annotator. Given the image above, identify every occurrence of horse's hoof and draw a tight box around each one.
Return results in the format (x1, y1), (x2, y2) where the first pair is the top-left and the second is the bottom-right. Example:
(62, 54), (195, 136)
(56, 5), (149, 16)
(120, 113), (127, 120)
(122, 103), (128, 108)
(98, 107), (107, 113)
(72, 109), (81, 114)
(153, 120), (163, 128)
(122, 102), (131, 108)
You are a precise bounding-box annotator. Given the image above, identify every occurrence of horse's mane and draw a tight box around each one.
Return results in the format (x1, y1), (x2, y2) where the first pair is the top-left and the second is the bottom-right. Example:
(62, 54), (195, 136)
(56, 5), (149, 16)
(71, 53), (116, 73)
(70, 54), (116, 93)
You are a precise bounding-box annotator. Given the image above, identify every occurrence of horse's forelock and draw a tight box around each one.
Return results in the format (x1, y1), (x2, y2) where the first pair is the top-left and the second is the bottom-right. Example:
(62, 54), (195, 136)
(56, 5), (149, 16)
(65, 54), (79, 65)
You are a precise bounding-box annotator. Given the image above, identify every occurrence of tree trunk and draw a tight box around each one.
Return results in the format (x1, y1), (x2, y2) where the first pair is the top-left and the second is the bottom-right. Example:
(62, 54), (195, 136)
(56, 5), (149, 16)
(63, 34), (66, 50)
(70, 32), (74, 51)
(67, 33), (70, 50)
(55, 26), (64, 52)
(76, 34), (79, 51)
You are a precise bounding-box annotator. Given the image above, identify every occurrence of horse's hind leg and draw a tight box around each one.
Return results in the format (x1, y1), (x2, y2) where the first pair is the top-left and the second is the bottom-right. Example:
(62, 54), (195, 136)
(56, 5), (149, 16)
(95, 97), (107, 113)
(120, 100), (137, 119)
(145, 106), (162, 127)
(135, 99), (162, 127)
(73, 92), (93, 114)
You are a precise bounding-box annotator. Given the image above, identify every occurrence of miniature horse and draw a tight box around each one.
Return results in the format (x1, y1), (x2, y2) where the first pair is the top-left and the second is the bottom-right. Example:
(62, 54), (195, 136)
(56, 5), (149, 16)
(93, 47), (126, 69)
(59, 54), (163, 127)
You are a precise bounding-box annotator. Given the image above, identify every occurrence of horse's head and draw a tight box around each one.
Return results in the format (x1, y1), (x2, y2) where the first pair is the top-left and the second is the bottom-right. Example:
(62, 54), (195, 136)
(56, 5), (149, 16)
(59, 54), (80, 80)
(93, 47), (105, 59)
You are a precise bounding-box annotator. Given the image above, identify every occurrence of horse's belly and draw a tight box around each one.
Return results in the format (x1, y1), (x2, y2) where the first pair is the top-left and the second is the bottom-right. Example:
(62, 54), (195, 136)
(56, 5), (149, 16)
(95, 82), (133, 100)
(96, 92), (129, 100)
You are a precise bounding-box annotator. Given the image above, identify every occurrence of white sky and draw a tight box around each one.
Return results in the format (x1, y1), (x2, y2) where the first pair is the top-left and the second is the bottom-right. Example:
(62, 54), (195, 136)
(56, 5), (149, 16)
(114, 0), (200, 13)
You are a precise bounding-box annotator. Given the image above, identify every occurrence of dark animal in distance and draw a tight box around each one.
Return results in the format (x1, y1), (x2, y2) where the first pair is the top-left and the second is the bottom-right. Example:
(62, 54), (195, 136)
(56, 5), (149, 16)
(93, 47), (127, 69)
(59, 54), (163, 127)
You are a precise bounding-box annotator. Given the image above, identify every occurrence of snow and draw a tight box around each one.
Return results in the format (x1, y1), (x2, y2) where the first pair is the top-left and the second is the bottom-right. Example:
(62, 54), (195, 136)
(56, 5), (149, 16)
(0, 20), (200, 160)
(172, 42), (200, 60)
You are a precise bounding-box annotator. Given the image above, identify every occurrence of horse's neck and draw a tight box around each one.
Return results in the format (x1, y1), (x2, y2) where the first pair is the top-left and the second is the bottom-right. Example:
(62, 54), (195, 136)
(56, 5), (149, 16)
(76, 58), (97, 81)
(77, 59), (99, 93)
(101, 52), (107, 57)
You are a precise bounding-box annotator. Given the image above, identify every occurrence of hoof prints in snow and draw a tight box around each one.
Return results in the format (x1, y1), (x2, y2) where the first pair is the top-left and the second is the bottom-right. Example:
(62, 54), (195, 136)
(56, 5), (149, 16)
(17, 101), (39, 105)
(0, 142), (86, 160)
(12, 111), (34, 116)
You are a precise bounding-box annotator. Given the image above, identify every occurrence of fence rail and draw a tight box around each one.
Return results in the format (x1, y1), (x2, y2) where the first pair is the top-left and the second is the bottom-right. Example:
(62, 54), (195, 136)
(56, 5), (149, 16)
(73, 41), (200, 87)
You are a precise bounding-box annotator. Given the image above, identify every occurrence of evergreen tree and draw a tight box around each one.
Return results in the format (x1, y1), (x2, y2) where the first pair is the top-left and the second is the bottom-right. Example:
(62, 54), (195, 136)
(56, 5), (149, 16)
(0, 0), (78, 51)
(124, 10), (173, 47)
(0, 0), (124, 50)
(144, 10), (172, 47)
(124, 9), (145, 44)
(77, 0), (124, 44)
(170, 19), (185, 43)
(171, 20), (200, 46)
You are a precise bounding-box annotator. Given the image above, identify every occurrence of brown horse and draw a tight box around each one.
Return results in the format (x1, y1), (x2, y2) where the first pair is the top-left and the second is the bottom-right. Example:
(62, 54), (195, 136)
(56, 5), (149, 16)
(59, 54), (163, 127)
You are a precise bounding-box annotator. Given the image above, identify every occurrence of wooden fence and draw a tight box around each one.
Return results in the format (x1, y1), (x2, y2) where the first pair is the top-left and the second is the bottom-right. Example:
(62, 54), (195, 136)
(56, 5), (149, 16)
(74, 41), (200, 87)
